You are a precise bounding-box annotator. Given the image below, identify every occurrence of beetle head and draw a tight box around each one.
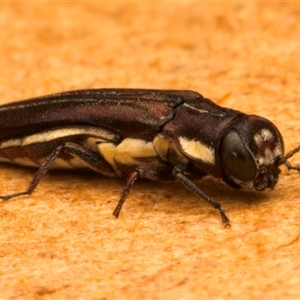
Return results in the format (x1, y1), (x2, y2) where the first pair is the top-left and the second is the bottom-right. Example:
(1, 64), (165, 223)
(219, 115), (284, 191)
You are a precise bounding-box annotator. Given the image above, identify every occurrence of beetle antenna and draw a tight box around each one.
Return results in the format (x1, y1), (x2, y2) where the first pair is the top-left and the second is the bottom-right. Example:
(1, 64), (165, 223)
(278, 144), (300, 171)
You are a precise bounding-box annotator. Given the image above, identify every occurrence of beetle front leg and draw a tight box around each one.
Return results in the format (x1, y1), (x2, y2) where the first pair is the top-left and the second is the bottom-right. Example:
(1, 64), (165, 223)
(0, 142), (115, 201)
(172, 164), (230, 227)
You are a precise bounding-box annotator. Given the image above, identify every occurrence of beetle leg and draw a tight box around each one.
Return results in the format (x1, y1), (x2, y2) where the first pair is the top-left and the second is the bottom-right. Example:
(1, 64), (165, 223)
(113, 171), (139, 218)
(0, 142), (115, 200)
(172, 164), (230, 227)
(113, 165), (170, 218)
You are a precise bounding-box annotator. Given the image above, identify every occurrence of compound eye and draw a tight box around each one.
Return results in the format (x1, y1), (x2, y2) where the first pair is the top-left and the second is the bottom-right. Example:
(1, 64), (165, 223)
(220, 130), (257, 182)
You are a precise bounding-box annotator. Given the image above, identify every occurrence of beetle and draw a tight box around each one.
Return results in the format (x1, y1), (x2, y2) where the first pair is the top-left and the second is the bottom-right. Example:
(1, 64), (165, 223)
(0, 89), (299, 226)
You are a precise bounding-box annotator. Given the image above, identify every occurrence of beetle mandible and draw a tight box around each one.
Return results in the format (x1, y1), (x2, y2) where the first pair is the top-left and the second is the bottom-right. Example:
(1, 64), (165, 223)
(0, 89), (299, 226)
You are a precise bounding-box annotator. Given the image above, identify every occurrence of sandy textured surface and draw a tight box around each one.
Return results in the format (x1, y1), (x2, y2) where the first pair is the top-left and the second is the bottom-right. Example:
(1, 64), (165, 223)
(1, 2), (300, 299)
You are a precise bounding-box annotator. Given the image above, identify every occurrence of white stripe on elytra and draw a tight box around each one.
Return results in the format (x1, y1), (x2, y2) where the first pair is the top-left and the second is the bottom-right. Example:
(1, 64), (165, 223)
(0, 126), (119, 148)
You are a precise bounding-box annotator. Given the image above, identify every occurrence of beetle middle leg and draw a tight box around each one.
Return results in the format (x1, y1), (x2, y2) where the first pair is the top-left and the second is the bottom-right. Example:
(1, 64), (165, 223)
(173, 164), (230, 226)
(112, 165), (169, 218)
(113, 171), (139, 218)
(0, 142), (116, 201)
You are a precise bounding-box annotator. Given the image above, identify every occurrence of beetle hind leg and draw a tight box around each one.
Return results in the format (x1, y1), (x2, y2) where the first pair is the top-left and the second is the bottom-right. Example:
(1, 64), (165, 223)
(0, 142), (116, 201)
(172, 164), (230, 227)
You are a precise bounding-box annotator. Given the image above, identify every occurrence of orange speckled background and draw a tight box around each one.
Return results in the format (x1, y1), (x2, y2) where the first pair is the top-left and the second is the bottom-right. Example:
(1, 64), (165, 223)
(1, 2), (300, 299)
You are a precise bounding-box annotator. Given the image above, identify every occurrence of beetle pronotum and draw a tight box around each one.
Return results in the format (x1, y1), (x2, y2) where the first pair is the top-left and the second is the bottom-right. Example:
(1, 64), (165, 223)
(0, 89), (299, 226)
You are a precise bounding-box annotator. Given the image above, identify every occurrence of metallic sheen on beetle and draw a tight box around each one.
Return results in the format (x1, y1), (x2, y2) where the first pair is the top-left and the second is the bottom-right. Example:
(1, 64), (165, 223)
(0, 89), (299, 226)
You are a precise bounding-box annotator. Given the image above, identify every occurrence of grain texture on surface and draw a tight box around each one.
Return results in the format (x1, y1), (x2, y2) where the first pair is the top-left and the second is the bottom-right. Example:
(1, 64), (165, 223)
(0, 3), (300, 299)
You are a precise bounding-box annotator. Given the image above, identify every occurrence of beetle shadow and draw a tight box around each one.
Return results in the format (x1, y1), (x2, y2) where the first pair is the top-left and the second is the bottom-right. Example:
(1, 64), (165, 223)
(129, 176), (272, 217)
(0, 164), (271, 217)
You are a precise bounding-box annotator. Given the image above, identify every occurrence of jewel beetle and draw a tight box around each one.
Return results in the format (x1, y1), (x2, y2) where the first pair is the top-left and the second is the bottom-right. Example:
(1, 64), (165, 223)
(0, 89), (299, 226)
